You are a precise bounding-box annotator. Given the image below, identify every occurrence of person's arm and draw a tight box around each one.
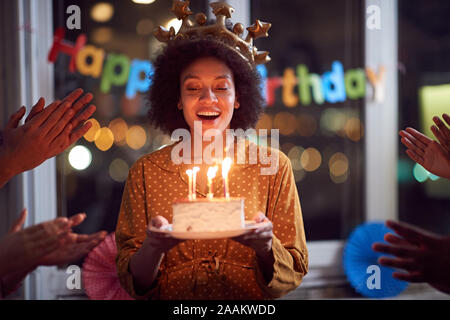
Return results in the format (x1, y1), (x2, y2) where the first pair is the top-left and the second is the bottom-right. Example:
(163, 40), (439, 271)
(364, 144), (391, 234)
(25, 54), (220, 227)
(115, 159), (180, 299)
(0, 90), (95, 188)
(255, 154), (308, 297)
(0, 266), (36, 298)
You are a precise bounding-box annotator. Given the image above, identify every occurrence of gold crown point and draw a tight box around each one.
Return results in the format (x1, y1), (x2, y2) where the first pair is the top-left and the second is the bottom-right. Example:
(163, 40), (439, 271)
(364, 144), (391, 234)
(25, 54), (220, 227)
(254, 51), (271, 64)
(171, 0), (193, 20)
(195, 13), (207, 25)
(154, 26), (175, 42)
(233, 23), (244, 36)
(156, 0), (271, 65)
(210, 2), (235, 19)
(247, 20), (271, 40)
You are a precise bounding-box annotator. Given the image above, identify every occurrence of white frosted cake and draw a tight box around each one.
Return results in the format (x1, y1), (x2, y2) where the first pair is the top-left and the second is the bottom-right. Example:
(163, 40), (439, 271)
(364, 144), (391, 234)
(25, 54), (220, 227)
(172, 198), (245, 232)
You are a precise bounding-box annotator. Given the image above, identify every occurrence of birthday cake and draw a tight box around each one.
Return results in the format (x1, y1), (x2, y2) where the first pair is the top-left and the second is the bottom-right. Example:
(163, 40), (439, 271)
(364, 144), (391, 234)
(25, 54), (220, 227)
(172, 198), (245, 232)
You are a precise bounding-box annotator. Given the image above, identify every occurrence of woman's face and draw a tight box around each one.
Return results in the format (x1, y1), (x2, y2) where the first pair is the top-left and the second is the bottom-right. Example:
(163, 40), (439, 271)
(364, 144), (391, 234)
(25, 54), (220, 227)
(179, 57), (240, 137)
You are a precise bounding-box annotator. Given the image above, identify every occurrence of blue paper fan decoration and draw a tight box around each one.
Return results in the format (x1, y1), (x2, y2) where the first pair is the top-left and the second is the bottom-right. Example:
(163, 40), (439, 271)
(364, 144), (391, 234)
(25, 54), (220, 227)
(343, 222), (409, 298)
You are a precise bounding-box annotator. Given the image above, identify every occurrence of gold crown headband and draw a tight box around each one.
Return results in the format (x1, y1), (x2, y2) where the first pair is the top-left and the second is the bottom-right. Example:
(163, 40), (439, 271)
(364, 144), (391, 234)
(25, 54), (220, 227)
(153, 0), (271, 65)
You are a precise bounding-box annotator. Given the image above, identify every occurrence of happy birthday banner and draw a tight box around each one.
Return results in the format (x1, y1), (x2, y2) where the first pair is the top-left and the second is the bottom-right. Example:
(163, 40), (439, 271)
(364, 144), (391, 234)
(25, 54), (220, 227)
(48, 27), (386, 105)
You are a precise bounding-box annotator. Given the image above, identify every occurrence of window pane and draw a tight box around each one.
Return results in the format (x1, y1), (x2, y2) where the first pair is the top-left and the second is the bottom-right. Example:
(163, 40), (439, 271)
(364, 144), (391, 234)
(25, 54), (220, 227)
(52, 0), (208, 238)
(398, 0), (450, 234)
(251, 0), (365, 240)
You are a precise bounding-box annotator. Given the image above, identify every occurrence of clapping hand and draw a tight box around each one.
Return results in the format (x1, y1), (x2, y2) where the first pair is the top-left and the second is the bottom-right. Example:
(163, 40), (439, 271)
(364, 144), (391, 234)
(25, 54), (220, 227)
(399, 114), (450, 179)
(0, 89), (96, 187)
(372, 220), (450, 294)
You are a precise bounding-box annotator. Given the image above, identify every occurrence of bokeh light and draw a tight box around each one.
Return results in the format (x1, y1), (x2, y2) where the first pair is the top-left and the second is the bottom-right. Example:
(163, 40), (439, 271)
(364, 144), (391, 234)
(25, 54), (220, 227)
(83, 118), (101, 142)
(345, 117), (364, 142)
(297, 114), (317, 137)
(320, 108), (346, 134)
(68, 145), (92, 171)
(91, 27), (113, 44)
(109, 158), (130, 182)
(255, 113), (273, 133)
(132, 0), (156, 4)
(109, 118), (128, 146)
(90, 3), (114, 22)
(94, 127), (114, 151)
(300, 147), (322, 172)
(287, 146), (304, 171)
(330, 171), (349, 184)
(273, 112), (297, 136)
(328, 152), (349, 177)
(126, 125), (147, 150)
(413, 163), (428, 183)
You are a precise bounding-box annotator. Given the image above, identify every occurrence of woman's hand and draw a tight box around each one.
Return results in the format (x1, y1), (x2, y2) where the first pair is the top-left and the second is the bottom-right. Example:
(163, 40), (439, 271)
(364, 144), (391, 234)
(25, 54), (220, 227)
(232, 212), (275, 283)
(0, 89), (96, 187)
(399, 125), (450, 179)
(372, 220), (450, 294)
(145, 216), (182, 254)
(0, 209), (72, 276)
(232, 212), (273, 258)
(37, 213), (107, 266)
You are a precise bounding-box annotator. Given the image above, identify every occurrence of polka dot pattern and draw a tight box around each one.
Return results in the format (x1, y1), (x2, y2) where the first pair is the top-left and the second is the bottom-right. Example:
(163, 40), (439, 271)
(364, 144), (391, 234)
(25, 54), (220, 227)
(115, 141), (308, 299)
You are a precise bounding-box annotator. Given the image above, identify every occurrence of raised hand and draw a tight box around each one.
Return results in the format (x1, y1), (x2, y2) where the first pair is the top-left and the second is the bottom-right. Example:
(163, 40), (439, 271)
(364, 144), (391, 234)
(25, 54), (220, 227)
(399, 126), (450, 179)
(0, 209), (72, 276)
(372, 220), (450, 294)
(0, 89), (96, 187)
(431, 114), (450, 154)
(37, 213), (107, 266)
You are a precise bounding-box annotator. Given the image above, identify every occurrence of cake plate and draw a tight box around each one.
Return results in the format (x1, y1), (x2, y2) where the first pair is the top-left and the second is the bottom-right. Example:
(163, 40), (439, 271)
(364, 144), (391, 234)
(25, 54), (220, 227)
(149, 221), (270, 240)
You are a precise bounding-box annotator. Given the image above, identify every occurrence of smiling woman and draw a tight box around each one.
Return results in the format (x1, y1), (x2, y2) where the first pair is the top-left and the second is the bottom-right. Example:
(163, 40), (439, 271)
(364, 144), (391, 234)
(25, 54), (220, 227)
(114, 1), (308, 300)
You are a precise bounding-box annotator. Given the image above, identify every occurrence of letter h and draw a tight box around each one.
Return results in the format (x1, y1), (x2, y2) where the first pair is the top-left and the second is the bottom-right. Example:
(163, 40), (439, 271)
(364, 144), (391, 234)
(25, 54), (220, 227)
(48, 27), (86, 72)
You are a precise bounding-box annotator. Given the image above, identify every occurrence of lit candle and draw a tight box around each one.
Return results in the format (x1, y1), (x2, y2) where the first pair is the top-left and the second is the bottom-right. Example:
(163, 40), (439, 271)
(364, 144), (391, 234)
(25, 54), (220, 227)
(222, 157), (232, 199)
(207, 166), (218, 199)
(192, 166), (200, 200)
(186, 169), (193, 200)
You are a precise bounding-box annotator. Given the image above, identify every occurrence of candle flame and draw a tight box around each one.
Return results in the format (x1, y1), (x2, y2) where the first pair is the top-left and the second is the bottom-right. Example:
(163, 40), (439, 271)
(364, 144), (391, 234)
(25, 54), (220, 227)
(207, 166), (218, 179)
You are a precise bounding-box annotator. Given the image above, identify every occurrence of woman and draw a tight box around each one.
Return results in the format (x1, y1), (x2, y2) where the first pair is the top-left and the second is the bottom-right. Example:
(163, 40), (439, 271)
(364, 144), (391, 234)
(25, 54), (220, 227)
(115, 2), (308, 300)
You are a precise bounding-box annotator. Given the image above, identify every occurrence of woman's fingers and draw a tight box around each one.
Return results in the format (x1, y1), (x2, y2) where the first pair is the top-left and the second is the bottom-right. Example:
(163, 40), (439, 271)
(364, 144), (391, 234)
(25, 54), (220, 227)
(8, 209), (28, 234)
(400, 130), (427, 152)
(386, 220), (437, 246)
(404, 127), (432, 146)
(392, 271), (425, 283)
(442, 113), (450, 126)
(68, 213), (87, 228)
(6, 106), (26, 130)
(69, 104), (96, 129)
(433, 116), (450, 139)
(70, 93), (93, 117)
(68, 121), (93, 145)
(25, 97), (46, 123)
(401, 137), (425, 157)
(39, 101), (72, 137)
(405, 149), (424, 166)
(431, 125), (450, 151)
(372, 242), (421, 259)
(378, 256), (419, 272)
(61, 88), (84, 106)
